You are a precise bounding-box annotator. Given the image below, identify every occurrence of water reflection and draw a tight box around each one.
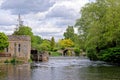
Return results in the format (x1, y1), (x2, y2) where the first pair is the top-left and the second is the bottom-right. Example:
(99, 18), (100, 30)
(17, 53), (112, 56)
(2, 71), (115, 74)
(0, 64), (31, 80)
(0, 57), (120, 80)
(31, 57), (120, 80)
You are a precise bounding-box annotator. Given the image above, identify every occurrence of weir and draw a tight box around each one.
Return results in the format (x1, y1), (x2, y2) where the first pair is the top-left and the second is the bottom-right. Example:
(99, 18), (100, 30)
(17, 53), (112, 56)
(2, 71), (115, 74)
(49, 56), (87, 60)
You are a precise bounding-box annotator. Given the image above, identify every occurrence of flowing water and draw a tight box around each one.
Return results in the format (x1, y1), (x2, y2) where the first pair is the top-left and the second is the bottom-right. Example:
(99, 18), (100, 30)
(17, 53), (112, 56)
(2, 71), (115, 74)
(0, 57), (120, 80)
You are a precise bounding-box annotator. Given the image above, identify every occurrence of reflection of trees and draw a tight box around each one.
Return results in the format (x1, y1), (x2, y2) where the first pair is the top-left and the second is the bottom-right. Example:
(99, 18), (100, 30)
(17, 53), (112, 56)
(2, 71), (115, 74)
(0, 64), (7, 80)
(0, 64), (31, 80)
(78, 67), (120, 80)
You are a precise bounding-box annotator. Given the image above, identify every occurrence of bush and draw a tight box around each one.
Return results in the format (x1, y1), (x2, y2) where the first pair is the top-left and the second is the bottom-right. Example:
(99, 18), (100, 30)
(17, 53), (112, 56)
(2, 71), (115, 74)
(50, 51), (61, 56)
(10, 58), (19, 64)
(86, 48), (98, 60)
(87, 52), (98, 60)
(28, 58), (33, 63)
(53, 48), (58, 52)
(67, 50), (72, 56)
(74, 48), (80, 56)
(99, 47), (120, 63)
(4, 59), (10, 63)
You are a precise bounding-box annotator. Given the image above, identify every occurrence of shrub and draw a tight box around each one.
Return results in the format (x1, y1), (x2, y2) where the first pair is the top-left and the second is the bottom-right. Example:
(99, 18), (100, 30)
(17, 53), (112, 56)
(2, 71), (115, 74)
(50, 51), (61, 56)
(28, 58), (33, 63)
(4, 59), (10, 63)
(53, 48), (58, 52)
(67, 50), (72, 56)
(74, 48), (80, 56)
(10, 58), (18, 64)
(99, 47), (120, 63)
(87, 52), (98, 60)
(86, 48), (98, 60)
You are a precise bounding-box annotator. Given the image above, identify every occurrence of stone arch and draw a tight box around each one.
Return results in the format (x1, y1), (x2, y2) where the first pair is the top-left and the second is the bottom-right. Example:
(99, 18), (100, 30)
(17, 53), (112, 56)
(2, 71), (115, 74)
(63, 49), (68, 56)
(63, 48), (75, 56)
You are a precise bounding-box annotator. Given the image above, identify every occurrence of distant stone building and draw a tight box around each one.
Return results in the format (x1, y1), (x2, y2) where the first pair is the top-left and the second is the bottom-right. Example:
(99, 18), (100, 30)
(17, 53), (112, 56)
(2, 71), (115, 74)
(5, 35), (31, 61)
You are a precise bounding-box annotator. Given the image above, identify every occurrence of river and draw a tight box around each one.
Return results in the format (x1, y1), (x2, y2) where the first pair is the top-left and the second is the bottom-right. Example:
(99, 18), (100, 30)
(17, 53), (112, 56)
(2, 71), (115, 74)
(0, 57), (120, 80)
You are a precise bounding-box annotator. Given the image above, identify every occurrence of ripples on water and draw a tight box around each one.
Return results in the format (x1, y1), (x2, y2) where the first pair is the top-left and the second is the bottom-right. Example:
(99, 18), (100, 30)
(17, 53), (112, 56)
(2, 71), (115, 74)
(31, 57), (120, 80)
(32, 57), (112, 68)
(0, 57), (120, 80)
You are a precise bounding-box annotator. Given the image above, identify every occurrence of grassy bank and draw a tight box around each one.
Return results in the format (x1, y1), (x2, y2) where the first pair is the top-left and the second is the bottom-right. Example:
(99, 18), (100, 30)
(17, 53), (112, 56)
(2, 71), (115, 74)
(49, 51), (61, 56)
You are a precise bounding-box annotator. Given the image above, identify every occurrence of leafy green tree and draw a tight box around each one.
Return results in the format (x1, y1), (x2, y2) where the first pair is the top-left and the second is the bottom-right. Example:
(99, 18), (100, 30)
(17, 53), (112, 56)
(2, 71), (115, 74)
(32, 35), (43, 49)
(0, 32), (9, 52)
(64, 26), (81, 48)
(50, 37), (55, 51)
(75, 0), (120, 61)
(13, 26), (33, 36)
(39, 39), (51, 51)
(13, 26), (34, 44)
(58, 39), (74, 49)
(64, 26), (75, 41)
(13, 26), (43, 49)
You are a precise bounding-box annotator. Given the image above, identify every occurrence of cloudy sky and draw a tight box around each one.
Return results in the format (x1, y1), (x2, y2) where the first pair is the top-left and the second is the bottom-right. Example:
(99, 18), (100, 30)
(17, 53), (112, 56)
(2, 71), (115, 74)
(0, 0), (93, 41)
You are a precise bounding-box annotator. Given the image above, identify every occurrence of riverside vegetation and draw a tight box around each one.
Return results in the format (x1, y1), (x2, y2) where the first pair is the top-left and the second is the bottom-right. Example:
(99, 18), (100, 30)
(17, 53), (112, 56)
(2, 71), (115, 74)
(75, 0), (120, 64)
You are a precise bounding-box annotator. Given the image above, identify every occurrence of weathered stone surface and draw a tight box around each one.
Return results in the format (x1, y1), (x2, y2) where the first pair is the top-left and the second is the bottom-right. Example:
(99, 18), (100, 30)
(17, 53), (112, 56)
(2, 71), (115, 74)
(4, 35), (31, 61)
(31, 50), (49, 62)
(8, 35), (31, 41)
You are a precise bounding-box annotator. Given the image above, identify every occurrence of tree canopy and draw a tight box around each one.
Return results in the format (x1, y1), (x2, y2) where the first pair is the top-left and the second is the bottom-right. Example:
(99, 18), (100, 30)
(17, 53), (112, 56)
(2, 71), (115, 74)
(58, 39), (74, 49)
(75, 0), (120, 62)
(32, 35), (43, 50)
(38, 39), (51, 51)
(0, 32), (9, 52)
(64, 26), (81, 48)
(64, 26), (75, 41)
(13, 26), (33, 36)
(50, 37), (55, 51)
(13, 26), (43, 50)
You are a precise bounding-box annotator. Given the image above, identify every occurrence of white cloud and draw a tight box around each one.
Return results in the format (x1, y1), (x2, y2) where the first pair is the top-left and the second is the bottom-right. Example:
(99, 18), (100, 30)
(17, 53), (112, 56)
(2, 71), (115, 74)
(0, 25), (16, 34)
(0, 10), (16, 26)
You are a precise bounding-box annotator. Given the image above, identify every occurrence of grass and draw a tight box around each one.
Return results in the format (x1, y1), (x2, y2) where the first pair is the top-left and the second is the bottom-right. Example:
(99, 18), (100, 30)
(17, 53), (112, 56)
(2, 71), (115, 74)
(49, 51), (61, 56)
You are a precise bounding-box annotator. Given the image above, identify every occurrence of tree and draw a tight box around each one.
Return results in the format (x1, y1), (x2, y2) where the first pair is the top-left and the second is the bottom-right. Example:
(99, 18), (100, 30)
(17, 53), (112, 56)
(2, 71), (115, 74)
(64, 26), (75, 42)
(75, 0), (120, 61)
(13, 25), (34, 43)
(58, 39), (74, 49)
(39, 39), (51, 51)
(32, 35), (43, 50)
(13, 26), (33, 36)
(64, 26), (81, 48)
(0, 32), (9, 52)
(13, 26), (34, 43)
(50, 37), (55, 51)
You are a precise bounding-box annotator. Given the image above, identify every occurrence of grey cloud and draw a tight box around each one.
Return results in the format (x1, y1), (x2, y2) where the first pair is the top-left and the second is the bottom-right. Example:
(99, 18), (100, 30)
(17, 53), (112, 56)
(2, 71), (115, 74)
(34, 31), (63, 41)
(55, 19), (75, 27)
(0, 18), (16, 26)
(34, 31), (63, 38)
(1, 0), (55, 14)
(46, 6), (77, 19)
(0, 21), (14, 26)
(0, 26), (15, 35)
(34, 32), (58, 36)
(46, 5), (79, 27)
(0, 9), (17, 26)
(0, 26), (15, 31)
